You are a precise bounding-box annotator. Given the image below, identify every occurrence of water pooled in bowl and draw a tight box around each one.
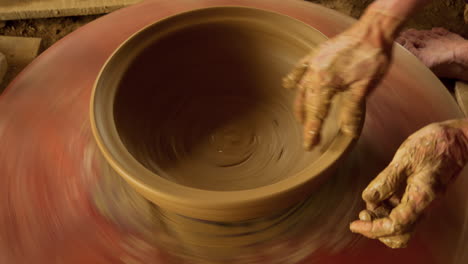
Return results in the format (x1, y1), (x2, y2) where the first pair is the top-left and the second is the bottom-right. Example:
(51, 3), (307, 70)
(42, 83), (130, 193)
(113, 20), (339, 191)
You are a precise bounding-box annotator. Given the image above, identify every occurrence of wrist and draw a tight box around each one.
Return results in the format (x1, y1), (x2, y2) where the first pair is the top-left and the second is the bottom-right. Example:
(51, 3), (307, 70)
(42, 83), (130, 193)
(354, 6), (406, 49)
(445, 44), (468, 82)
(444, 119), (468, 148)
(456, 119), (468, 137)
(355, 0), (431, 49)
(455, 43), (468, 67)
(371, 0), (431, 18)
(440, 119), (468, 168)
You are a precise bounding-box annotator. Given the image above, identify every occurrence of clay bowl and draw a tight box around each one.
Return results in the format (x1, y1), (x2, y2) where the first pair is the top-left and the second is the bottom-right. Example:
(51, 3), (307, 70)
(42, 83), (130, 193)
(91, 7), (357, 222)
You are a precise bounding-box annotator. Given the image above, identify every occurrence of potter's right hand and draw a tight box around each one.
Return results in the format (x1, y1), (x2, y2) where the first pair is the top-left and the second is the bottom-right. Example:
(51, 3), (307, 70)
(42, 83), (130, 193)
(283, 8), (403, 150)
(350, 120), (468, 248)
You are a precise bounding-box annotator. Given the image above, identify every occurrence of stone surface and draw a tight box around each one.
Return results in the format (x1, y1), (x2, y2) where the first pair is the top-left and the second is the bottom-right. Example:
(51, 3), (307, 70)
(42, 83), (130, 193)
(0, 36), (41, 92)
(0, 0), (142, 20)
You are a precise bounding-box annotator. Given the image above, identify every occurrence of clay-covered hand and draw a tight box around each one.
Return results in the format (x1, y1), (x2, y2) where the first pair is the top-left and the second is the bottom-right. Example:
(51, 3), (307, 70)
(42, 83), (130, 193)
(350, 120), (468, 248)
(283, 10), (398, 150)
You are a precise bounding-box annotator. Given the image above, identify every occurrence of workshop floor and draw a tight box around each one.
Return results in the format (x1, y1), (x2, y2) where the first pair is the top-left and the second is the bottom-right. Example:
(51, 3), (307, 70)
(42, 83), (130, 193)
(0, 15), (101, 53)
(0, 0), (466, 52)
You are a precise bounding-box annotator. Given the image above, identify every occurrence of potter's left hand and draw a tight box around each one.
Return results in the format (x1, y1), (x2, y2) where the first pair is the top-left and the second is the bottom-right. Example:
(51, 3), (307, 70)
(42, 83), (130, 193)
(282, 8), (400, 150)
(350, 120), (468, 248)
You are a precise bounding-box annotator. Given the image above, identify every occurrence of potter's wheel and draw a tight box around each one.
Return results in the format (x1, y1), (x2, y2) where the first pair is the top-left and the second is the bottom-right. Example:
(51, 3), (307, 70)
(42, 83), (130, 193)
(1, 0), (467, 264)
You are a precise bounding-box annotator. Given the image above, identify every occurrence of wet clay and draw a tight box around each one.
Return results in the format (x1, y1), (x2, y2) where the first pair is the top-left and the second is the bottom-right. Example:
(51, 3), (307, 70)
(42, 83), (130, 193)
(112, 19), (339, 191)
(92, 140), (368, 263)
(92, 5), (357, 223)
(91, 9), (357, 262)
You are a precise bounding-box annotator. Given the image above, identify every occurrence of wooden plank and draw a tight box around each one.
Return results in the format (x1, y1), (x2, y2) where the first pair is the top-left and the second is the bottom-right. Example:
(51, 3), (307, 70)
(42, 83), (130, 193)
(455, 81), (468, 117)
(0, 36), (42, 92)
(0, 0), (143, 20)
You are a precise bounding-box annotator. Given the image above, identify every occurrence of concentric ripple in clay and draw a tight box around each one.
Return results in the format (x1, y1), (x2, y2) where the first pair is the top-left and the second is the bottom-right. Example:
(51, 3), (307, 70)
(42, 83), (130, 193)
(141, 96), (308, 191)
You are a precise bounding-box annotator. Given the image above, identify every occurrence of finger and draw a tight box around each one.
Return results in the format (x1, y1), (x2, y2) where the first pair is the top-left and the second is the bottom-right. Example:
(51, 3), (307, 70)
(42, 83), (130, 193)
(405, 45), (423, 58)
(294, 85), (306, 124)
(431, 27), (449, 36)
(388, 194), (401, 207)
(283, 57), (310, 90)
(359, 210), (374, 221)
(303, 119), (322, 150)
(373, 205), (392, 218)
(349, 218), (397, 239)
(390, 172), (437, 227)
(362, 161), (408, 210)
(379, 233), (412, 249)
(352, 172), (434, 238)
(400, 40), (418, 52)
(302, 80), (336, 150)
(412, 39), (426, 49)
(395, 36), (407, 46)
(358, 204), (392, 222)
(401, 35), (426, 49)
(339, 85), (366, 137)
(379, 194), (403, 210)
(397, 35), (424, 55)
(350, 212), (413, 239)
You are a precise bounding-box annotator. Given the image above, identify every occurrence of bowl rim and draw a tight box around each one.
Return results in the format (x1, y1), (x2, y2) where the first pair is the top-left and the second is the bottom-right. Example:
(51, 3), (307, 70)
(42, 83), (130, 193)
(90, 6), (359, 220)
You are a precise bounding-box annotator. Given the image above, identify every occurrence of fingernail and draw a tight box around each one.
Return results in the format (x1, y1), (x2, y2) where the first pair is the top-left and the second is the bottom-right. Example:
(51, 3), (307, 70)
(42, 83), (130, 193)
(359, 210), (373, 221)
(370, 190), (380, 201)
(364, 189), (380, 202)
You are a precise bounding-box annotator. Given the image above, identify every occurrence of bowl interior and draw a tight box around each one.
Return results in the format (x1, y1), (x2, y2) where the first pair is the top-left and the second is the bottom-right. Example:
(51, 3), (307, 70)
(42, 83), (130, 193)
(93, 7), (346, 197)
(109, 8), (340, 191)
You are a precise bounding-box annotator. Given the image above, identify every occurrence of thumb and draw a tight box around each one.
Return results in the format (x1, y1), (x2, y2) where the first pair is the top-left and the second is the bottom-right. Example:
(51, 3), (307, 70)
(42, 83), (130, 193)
(379, 233), (412, 249)
(362, 161), (408, 210)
